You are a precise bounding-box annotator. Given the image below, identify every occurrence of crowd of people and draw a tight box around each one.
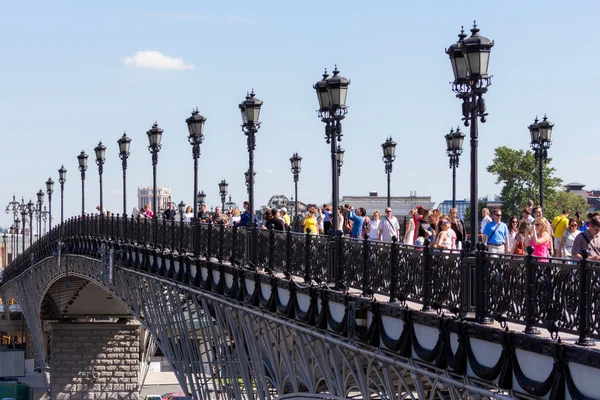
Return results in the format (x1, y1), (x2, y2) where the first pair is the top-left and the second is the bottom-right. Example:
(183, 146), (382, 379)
(127, 199), (600, 261)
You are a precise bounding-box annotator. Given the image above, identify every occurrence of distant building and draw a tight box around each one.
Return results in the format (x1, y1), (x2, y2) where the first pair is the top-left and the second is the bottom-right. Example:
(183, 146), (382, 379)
(438, 200), (469, 219)
(340, 191), (435, 217)
(137, 186), (172, 213)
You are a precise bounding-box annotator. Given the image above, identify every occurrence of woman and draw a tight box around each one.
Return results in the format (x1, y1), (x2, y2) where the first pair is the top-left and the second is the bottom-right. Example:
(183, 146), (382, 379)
(434, 215), (455, 250)
(513, 220), (529, 255)
(369, 210), (381, 239)
(267, 208), (285, 231)
(230, 208), (241, 226)
(575, 211), (585, 232)
(261, 209), (272, 230)
(404, 209), (416, 245)
(448, 208), (465, 249)
(303, 207), (318, 235)
(416, 207), (431, 244)
(558, 218), (581, 258)
(183, 206), (194, 223)
(507, 217), (519, 253)
(317, 208), (325, 234)
(525, 217), (551, 257)
(337, 206), (345, 233)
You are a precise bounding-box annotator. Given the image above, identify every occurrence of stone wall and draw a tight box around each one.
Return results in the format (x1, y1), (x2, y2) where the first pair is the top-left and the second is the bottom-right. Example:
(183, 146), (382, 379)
(50, 322), (139, 400)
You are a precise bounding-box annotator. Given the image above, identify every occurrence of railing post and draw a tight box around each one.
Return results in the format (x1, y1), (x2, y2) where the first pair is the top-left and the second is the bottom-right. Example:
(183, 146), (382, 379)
(284, 229), (292, 279)
(231, 225), (238, 265)
(422, 239), (432, 311)
(576, 249), (595, 346)
(218, 224), (224, 263)
(523, 246), (540, 334)
(335, 231), (344, 290)
(389, 236), (399, 302)
(475, 242), (492, 324)
(267, 226), (275, 274)
(207, 222), (213, 259)
(251, 223), (258, 268)
(361, 233), (371, 297)
(303, 228), (312, 283)
(163, 216), (167, 250)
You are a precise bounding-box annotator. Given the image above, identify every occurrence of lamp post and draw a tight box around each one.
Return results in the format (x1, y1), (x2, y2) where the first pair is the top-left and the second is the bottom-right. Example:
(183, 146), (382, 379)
(446, 22), (493, 247)
(147, 122), (163, 240)
(94, 141), (106, 216)
(245, 171), (255, 195)
(178, 201), (186, 220)
(117, 133), (132, 217)
(528, 115), (554, 209)
(2, 233), (6, 267)
(381, 137), (397, 208)
(186, 108), (206, 221)
(36, 190), (44, 240)
(5, 194), (20, 258)
(13, 219), (19, 257)
(20, 205), (27, 251)
(218, 180), (228, 211)
(197, 191), (206, 208)
(335, 145), (345, 177)
(27, 200), (34, 247)
(77, 150), (89, 217)
(45, 177), (54, 229)
(314, 66), (350, 290)
(445, 127), (465, 208)
(290, 153), (302, 232)
(58, 166), (67, 225)
(239, 90), (263, 265)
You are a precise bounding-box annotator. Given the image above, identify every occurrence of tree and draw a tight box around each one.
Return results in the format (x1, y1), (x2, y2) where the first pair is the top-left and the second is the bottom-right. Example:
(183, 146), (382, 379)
(486, 146), (563, 220)
(544, 191), (589, 221)
(463, 199), (488, 224)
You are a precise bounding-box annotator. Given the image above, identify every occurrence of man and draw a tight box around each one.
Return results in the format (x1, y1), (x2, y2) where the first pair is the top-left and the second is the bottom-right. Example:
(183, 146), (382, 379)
(323, 204), (331, 234)
(280, 207), (291, 227)
(212, 207), (225, 225)
(572, 216), (600, 260)
(198, 203), (210, 223)
(552, 208), (570, 253)
(96, 205), (107, 216)
(163, 203), (176, 221)
(378, 207), (400, 242)
(267, 208), (286, 231)
(521, 208), (534, 224)
(238, 201), (259, 228)
(448, 208), (465, 249)
(526, 199), (534, 216)
(483, 210), (510, 254)
(480, 208), (492, 234)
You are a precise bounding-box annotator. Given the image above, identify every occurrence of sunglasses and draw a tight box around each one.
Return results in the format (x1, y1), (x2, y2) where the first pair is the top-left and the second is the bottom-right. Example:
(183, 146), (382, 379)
(442, 221), (450, 225)
(535, 223), (541, 226)
(385, 210), (392, 213)
(511, 221), (518, 223)
(494, 214), (502, 217)
(570, 224), (578, 227)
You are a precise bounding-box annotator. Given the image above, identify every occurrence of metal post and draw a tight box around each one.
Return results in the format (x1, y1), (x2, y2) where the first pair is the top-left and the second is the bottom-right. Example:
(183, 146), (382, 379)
(192, 143), (199, 220)
(60, 183), (65, 225)
(469, 93), (479, 246)
(152, 150), (158, 243)
(389, 236), (399, 302)
(122, 158), (127, 217)
(422, 239), (432, 311)
(576, 249), (595, 346)
(361, 234), (371, 296)
(98, 163), (104, 217)
(247, 129), (256, 265)
(48, 192), (52, 229)
(81, 170), (86, 218)
(294, 176), (299, 232)
(538, 150), (544, 209)
(386, 167), (391, 208)
(29, 212), (33, 248)
(523, 246), (539, 334)
(452, 162), (457, 209)
(22, 218), (26, 252)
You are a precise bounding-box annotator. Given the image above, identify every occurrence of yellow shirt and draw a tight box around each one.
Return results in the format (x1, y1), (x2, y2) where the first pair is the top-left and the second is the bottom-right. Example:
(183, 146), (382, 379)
(303, 216), (318, 235)
(283, 214), (291, 226)
(552, 215), (569, 238)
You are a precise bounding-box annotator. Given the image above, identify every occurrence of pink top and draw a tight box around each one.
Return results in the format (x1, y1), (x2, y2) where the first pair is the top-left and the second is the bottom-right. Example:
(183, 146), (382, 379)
(533, 241), (550, 257)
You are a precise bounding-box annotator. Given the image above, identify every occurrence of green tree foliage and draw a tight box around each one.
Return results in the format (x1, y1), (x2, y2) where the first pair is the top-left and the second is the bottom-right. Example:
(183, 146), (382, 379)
(486, 147), (563, 220)
(544, 191), (589, 221)
(463, 199), (488, 223)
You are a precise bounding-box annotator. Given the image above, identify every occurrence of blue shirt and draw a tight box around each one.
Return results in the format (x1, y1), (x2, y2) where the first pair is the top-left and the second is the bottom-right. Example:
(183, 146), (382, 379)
(483, 221), (509, 244)
(323, 210), (331, 223)
(348, 210), (364, 238)
(237, 210), (259, 228)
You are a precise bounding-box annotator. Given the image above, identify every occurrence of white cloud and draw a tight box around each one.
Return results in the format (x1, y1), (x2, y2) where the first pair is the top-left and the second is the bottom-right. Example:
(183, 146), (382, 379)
(123, 51), (194, 70)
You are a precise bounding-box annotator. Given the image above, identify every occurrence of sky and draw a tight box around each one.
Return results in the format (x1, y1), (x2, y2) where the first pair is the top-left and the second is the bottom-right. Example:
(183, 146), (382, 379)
(2, 0), (600, 229)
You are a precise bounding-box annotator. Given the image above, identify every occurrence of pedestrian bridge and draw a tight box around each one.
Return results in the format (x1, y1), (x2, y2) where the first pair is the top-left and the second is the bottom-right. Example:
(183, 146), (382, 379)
(2, 216), (600, 399)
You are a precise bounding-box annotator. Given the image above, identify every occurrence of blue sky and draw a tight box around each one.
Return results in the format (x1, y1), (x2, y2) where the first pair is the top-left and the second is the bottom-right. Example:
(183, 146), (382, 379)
(2, 0), (600, 228)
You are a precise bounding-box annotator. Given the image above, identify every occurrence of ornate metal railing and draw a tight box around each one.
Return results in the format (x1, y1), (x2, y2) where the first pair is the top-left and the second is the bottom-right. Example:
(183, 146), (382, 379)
(2, 215), (599, 344)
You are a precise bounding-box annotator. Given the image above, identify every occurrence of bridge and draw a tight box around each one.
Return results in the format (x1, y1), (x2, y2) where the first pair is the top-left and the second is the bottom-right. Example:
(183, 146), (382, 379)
(2, 216), (600, 399)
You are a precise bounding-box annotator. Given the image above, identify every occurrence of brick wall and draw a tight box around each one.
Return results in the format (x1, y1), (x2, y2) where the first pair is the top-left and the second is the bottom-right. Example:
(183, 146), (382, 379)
(49, 322), (139, 400)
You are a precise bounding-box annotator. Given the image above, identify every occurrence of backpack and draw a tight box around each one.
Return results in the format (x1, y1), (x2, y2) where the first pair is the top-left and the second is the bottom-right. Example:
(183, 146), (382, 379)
(513, 234), (524, 255)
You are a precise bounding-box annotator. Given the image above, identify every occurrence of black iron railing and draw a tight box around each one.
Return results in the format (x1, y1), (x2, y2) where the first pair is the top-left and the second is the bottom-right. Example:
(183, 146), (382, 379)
(2, 215), (599, 344)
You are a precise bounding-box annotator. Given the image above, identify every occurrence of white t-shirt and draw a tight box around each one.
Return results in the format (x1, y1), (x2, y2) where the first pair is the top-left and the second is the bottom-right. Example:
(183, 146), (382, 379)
(378, 216), (400, 242)
(369, 219), (381, 239)
(480, 215), (492, 234)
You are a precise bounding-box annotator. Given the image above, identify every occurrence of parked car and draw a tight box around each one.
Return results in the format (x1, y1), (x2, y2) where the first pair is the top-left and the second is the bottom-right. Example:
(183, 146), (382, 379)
(145, 396), (161, 400)
(161, 393), (191, 400)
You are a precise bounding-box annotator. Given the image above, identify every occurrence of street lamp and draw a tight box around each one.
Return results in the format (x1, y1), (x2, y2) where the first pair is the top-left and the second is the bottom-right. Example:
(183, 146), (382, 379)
(20, 204), (27, 251)
(218, 180), (228, 211)
(314, 65), (350, 289)
(445, 126), (465, 208)
(529, 115), (554, 209)
(77, 150), (89, 217)
(4, 195), (21, 258)
(245, 170), (256, 194)
(45, 177), (54, 229)
(381, 137), (397, 207)
(13, 218), (20, 257)
(27, 199), (34, 247)
(335, 145), (345, 177)
(239, 90), (263, 266)
(446, 22), (493, 248)
(94, 141), (106, 216)
(186, 108), (206, 221)
(36, 189), (44, 239)
(2, 233), (6, 267)
(290, 153), (302, 231)
(147, 122), (163, 238)
(117, 132), (132, 217)
(197, 191), (206, 208)
(58, 166), (67, 225)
